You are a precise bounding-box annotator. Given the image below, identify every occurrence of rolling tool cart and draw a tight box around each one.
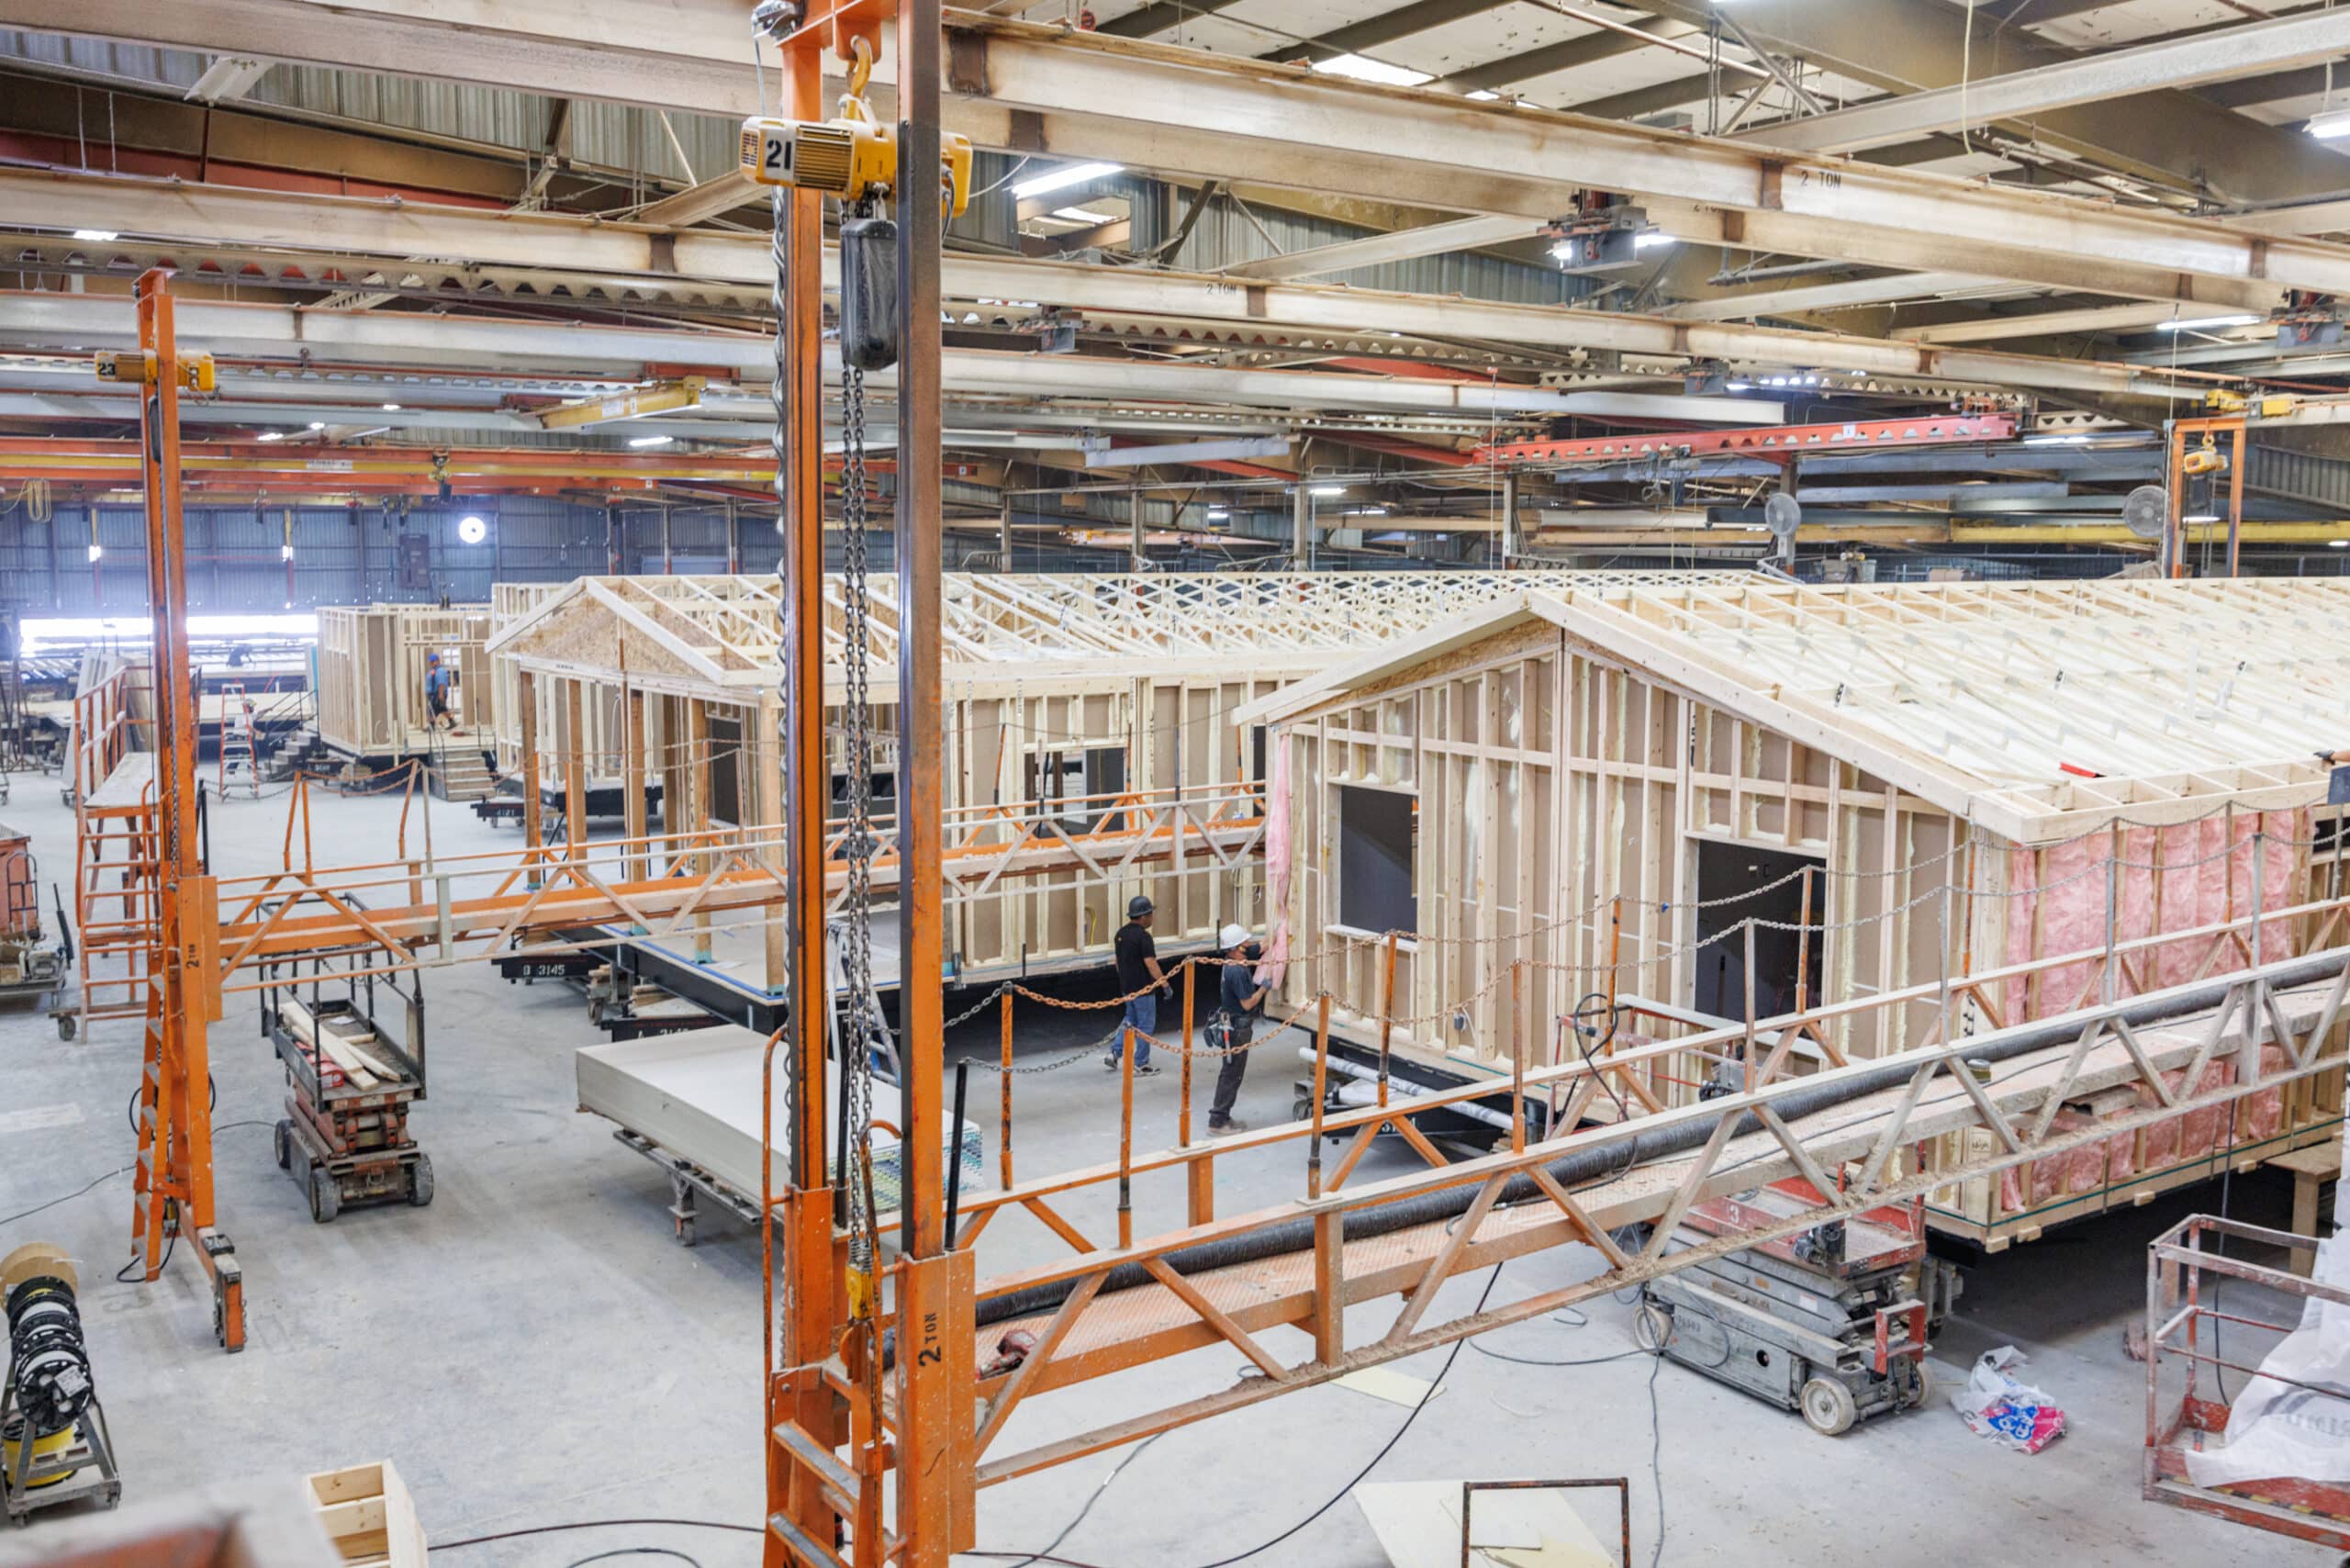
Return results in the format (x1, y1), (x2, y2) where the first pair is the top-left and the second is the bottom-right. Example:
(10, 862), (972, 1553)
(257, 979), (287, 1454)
(1637, 1179), (1953, 1436)
(0, 825), (67, 1027)
(260, 943), (431, 1223)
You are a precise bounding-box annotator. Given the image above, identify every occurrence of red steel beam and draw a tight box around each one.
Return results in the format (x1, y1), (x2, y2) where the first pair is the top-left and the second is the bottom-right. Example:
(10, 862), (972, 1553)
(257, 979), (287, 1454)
(1474, 411), (2019, 466)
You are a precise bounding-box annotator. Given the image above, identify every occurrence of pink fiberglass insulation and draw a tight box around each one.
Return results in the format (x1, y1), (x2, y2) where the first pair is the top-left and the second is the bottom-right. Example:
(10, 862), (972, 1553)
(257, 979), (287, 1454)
(1995, 809), (2304, 1207)
(1261, 734), (1292, 991)
(2000, 1108), (2137, 1215)
(2002, 809), (2308, 1021)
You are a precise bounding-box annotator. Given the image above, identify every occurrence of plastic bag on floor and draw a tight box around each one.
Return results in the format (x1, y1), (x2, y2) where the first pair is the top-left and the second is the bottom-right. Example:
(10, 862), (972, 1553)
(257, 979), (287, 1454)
(1952, 1346), (2066, 1453)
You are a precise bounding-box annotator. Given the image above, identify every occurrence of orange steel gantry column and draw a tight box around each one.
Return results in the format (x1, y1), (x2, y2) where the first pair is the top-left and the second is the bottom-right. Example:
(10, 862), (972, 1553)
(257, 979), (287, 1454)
(122, 268), (244, 1352)
(760, 0), (968, 1562)
(767, 6), (845, 1566)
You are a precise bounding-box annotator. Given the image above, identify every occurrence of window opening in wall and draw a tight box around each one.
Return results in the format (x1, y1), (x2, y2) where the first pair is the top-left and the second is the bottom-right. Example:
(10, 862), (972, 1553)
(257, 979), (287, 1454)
(1691, 840), (1825, 1024)
(1337, 784), (1417, 934)
(1025, 745), (1126, 831)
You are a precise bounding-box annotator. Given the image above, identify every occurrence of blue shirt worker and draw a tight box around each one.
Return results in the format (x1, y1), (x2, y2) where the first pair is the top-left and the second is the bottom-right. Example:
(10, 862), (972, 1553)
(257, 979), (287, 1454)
(1209, 922), (1267, 1136)
(1107, 895), (1170, 1075)
(424, 654), (454, 730)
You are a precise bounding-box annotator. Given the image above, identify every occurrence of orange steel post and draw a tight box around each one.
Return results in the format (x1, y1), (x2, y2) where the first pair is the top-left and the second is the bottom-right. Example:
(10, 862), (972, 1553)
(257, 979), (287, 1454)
(767, 12), (842, 1568)
(890, 0), (970, 1555)
(128, 268), (242, 1352)
(1000, 987), (1015, 1187)
(1509, 959), (1526, 1155)
(1378, 929), (1399, 1108)
(1118, 1025), (1136, 1249)
(1180, 958), (1195, 1147)
(1308, 992), (1331, 1198)
(2226, 425), (2247, 578)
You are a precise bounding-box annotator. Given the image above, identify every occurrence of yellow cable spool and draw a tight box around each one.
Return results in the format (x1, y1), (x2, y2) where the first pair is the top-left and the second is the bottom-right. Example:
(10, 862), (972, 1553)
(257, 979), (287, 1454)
(0, 1416), (73, 1488)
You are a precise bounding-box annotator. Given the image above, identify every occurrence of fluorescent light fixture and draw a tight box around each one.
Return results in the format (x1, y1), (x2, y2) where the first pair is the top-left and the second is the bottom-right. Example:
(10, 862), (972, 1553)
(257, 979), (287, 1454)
(1011, 162), (1122, 199)
(456, 515), (488, 544)
(86, 543), (102, 563)
(71, 229), (118, 242)
(2022, 432), (2089, 446)
(1206, 508), (1230, 520)
(1309, 484), (1346, 496)
(2156, 314), (2261, 332)
(308, 420), (325, 431)
(280, 543), (295, 561)
(1049, 207), (1118, 224)
(1466, 89), (1500, 101)
(2183, 512), (2221, 524)
(1724, 380), (1752, 391)
(20, 612), (319, 657)
(1310, 53), (1434, 86)
(1633, 231), (1677, 250)
(627, 433), (675, 448)
(382, 401), (402, 411)
(2311, 109), (2350, 140)
(256, 431), (285, 442)
(2331, 539), (2349, 548)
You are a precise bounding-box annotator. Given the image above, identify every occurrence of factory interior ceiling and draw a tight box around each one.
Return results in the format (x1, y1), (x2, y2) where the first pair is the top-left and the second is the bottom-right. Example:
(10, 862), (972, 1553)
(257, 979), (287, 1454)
(9, 0), (2350, 570)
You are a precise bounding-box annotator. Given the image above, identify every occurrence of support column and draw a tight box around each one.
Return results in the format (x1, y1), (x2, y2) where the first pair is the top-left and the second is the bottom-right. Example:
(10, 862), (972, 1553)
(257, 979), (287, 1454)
(518, 668), (543, 890)
(1292, 484), (1311, 570)
(622, 684), (647, 890)
(687, 696), (712, 963)
(1500, 470), (1522, 562)
(998, 497), (1013, 570)
(563, 678), (586, 861)
(771, 24), (844, 1560)
(755, 688), (785, 991)
(894, 1), (966, 1559)
(1128, 486), (1145, 571)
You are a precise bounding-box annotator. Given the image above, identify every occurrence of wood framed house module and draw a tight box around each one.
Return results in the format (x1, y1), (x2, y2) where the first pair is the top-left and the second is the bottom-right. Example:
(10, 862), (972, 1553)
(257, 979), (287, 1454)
(1240, 575), (2350, 1249)
(482, 569), (1718, 1002)
(315, 603), (497, 765)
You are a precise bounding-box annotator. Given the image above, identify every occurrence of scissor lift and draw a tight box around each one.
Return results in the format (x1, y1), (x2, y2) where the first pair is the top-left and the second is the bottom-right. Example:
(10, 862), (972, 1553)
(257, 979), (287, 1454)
(260, 944), (431, 1223)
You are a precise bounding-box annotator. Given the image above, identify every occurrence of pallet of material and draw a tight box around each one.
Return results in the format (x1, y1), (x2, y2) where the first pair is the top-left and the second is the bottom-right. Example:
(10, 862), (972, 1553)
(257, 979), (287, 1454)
(576, 1025), (983, 1215)
(307, 1462), (424, 1568)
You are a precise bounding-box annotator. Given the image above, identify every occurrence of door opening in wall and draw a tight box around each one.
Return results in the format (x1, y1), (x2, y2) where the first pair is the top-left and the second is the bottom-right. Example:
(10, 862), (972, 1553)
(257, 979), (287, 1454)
(1691, 840), (1824, 1023)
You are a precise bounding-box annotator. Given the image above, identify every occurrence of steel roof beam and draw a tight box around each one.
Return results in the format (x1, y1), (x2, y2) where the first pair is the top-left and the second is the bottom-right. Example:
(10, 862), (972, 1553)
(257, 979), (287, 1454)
(9, 3), (2342, 308)
(1639, 0), (2350, 201)
(1745, 8), (2350, 155)
(0, 174), (2189, 398)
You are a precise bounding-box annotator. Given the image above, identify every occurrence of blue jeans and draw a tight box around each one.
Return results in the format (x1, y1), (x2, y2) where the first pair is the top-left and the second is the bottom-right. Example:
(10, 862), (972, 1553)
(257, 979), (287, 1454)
(1119, 991), (1157, 1067)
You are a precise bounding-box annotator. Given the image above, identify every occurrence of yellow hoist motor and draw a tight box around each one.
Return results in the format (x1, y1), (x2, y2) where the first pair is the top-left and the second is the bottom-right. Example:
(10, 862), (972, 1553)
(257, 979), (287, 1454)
(736, 43), (970, 216)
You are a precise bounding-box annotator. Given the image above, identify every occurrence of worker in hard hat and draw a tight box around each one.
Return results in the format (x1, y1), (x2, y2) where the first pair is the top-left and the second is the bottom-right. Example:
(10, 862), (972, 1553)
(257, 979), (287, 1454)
(1207, 922), (1268, 1137)
(1106, 894), (1172, 1076)
(424, 653), (454, 731)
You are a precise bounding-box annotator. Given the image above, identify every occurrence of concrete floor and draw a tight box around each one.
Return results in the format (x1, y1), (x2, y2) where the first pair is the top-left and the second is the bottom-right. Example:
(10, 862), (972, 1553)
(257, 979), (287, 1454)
(0, 766), (2333, 1567)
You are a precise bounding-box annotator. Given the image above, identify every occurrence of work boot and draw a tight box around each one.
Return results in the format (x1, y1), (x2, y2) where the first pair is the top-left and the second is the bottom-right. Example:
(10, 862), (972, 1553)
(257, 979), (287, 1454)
(1207, 1116), (1248, 1137)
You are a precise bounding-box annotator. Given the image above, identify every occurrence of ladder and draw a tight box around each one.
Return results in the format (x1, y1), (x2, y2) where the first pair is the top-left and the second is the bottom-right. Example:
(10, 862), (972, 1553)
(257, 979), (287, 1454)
(217, 682), (257, 798)
(68, 666), (160, 1040)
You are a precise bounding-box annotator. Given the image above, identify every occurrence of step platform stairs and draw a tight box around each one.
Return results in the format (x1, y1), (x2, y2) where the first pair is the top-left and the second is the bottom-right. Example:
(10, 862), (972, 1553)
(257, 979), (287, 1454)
(428, 740), (497, 802)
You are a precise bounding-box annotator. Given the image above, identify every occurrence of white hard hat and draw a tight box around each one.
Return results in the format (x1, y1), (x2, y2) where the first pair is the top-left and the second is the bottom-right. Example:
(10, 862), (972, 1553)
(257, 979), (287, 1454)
(1218, 923), (1251, 950)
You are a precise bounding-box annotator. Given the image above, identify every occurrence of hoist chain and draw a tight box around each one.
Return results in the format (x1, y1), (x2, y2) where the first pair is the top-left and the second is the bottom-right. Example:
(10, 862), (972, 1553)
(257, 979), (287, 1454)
(840, 345), (880, 1311)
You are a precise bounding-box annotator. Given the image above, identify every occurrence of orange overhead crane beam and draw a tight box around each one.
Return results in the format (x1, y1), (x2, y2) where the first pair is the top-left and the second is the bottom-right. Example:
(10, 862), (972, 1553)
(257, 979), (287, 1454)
(0, 438), (802, 495)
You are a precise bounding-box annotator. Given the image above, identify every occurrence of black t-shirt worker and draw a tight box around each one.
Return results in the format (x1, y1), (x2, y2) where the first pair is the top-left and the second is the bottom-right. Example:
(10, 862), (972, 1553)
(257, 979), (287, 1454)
(1209, 922), (1267, 1136)
(1108, 895), (1171, 1074)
